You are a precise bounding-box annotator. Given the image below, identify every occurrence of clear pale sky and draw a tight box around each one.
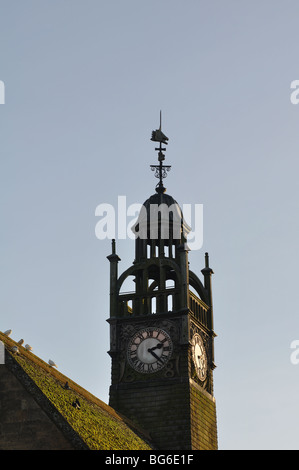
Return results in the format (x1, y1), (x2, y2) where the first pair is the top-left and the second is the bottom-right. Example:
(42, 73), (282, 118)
(1, 1), (299, 450)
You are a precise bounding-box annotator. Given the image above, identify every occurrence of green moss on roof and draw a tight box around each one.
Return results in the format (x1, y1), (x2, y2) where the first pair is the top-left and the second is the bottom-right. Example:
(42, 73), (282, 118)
(0, 332), (152, 450)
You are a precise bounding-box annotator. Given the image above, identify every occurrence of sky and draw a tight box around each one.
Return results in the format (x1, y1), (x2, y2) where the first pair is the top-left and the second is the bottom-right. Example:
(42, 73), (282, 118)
(1, 0), (299, 450)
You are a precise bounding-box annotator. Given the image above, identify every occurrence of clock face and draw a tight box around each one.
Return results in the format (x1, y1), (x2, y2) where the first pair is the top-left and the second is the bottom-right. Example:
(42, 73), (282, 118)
(127, 327), (173, 374)
(192, 333), (207, 381)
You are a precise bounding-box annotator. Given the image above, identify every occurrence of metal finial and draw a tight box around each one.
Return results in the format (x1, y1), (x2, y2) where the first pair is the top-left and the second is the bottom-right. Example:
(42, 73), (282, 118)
(150, 111), (171, 193)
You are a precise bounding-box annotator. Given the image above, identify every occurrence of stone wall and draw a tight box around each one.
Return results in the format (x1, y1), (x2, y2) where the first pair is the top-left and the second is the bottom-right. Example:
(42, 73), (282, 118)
(110, 377), (217, 450)
(189, 380), (218, 450)
(110, 377), (193, 450)
(0, 352), (78, 450)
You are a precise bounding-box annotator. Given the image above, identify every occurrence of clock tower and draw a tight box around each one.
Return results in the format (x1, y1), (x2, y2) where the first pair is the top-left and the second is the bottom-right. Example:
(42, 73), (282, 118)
(107, 117), (218, 450)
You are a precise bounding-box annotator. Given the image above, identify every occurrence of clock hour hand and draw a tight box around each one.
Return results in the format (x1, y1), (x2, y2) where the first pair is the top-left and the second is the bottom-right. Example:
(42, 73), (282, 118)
(148, 343), (163, 352)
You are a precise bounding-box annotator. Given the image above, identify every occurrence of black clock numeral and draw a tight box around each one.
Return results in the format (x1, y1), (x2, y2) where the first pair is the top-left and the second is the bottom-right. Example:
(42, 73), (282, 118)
(130, 351), (137, 360)
(136, 333), (145, 342)
(133, 359), (145, 372)
(161, 353), (169, 362)
(146, 363), (156, 373)
(131, 356), (141, 367)
(157, 334), (166, 343)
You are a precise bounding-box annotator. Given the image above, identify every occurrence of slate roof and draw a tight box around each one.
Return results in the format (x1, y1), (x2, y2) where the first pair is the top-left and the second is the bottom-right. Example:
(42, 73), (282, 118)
(0, 331), (153, 450)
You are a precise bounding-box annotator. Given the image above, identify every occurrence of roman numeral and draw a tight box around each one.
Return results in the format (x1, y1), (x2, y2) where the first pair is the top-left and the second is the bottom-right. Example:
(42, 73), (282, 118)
(146, 363), (156, 372)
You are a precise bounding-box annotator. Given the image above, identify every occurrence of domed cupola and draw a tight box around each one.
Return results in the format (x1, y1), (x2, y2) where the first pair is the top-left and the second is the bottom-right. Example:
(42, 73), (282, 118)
(132, 115), (191, 263)
(133, 190), (191, 262)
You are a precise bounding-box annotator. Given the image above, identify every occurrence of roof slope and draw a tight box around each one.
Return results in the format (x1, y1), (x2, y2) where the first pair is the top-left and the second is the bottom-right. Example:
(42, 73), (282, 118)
(0, 331), (152, 450)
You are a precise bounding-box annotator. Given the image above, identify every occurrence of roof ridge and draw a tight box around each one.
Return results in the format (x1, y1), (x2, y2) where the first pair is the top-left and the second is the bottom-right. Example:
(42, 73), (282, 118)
(0, 331), (113, 412)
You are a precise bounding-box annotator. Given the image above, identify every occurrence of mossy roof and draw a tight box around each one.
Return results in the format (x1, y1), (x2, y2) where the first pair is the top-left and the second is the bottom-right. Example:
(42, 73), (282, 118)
(0, 331), (152, 450)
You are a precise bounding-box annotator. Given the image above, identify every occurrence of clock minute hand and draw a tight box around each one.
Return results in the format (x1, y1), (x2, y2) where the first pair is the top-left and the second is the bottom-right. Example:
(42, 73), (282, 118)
(148, 348), (164, 363)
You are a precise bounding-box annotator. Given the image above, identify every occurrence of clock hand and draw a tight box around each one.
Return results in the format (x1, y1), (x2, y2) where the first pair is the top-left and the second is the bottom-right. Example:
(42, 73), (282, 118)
(147, 348), (164, 363)
(148, 343), (163, 352)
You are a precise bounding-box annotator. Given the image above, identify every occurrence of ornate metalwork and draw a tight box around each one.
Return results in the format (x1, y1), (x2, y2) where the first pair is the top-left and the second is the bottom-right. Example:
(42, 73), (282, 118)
(150, 164), (171, 180)
(150, 111), (171, 193)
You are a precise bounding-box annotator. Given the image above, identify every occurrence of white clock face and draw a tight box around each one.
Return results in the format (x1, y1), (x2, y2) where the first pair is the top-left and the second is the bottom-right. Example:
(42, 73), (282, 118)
(127, 327), (173, 374)
(192, 333), (207, 381)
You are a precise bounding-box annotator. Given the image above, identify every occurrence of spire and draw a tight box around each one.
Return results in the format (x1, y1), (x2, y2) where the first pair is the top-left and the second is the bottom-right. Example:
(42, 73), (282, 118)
(150, 111), (171, 193)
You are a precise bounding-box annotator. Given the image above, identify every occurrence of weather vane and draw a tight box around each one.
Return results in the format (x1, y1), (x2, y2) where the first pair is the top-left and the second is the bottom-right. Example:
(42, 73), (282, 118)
(150, 111), (171, 193)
